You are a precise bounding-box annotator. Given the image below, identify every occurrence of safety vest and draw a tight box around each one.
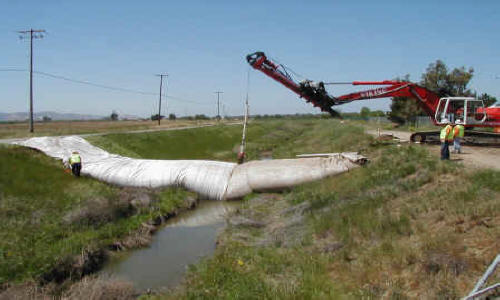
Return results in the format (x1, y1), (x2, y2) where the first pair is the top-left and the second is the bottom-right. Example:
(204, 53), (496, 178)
(454, 125), (464, 138)
(69, 154), (81, 165)
(440, 125), (454, 141)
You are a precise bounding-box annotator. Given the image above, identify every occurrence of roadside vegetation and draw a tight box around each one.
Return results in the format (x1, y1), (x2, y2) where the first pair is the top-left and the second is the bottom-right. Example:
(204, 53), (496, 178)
(88, 119), (367, 162)
(87, 122), (252, 160)
(154, 121), (499, 299)
(0, 144), (195, 289)
(1, 117), (498, 299)
(0, 117), (346, 296)
(0, 119), (216, 139)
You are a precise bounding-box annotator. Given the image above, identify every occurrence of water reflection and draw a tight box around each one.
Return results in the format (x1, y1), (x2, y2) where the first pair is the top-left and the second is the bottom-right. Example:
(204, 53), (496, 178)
(101, 200), (239, 291)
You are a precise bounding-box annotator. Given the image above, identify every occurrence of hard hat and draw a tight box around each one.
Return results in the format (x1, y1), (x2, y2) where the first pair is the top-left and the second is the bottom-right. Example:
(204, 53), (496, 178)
(441, 118), (449, 124)
(456, 119), (462, 124)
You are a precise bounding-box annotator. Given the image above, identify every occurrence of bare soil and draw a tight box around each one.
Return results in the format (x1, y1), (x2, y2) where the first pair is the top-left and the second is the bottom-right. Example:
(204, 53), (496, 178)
(367, 129), (500, 170)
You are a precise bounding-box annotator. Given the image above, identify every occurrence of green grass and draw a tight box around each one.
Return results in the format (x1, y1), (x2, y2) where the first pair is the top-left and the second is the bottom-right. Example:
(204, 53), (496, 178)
(297, 145), (498, 297)
(178, 244), (338, 300)
(0, 145), (193, 285)
(2, 118), (359, 287)
(88, 123), (253, 160)
(150, 120), (375, 300)
(88, 119), (371, 162)
(4, 117), (497, 298)
(302, 146), (447, 238)
(160, 125), (499, 299)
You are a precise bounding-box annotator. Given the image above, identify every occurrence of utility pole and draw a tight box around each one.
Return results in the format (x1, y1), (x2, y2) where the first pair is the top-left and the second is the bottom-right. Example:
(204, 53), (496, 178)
(156, 74), (167, 126)
(214, 91), (223, 121)
(18, 28), (45, 133)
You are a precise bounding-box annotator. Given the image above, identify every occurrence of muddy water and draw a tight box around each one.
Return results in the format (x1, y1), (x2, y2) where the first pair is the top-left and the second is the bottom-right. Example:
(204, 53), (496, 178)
(101, 200), (240, 291)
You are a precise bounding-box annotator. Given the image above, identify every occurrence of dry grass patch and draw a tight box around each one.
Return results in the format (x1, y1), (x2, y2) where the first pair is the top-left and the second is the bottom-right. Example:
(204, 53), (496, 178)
(309, 147), (499, 298)
(0, 119), (214, 139)
(63, 276), (135, 300)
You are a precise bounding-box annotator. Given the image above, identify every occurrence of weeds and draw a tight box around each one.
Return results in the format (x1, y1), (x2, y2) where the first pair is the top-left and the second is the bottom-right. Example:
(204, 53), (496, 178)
(1, 118), (348, 287)
(88, 119), (371, 162)
(0, 119), (211, 139)
(303, 144), (499, 297)
(163, 122), (499, 298)
(88, 123), (261, 160)
(3, 118), (498, 299)
(0, 145), (193, 285)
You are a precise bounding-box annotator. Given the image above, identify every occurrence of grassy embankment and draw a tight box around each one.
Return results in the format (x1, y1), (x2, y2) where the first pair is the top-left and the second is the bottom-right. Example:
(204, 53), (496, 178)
(0, 145), (193, 287)
(87, 119), (330, 161)
(0, 119), (216, 139)
(0, 119), (324, 293)
(144, 120), (498, 299)
(2, 118), (498, 298)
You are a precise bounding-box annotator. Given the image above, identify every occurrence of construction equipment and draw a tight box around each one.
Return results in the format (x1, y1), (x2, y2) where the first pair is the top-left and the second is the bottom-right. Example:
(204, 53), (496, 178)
(246, 51), (500, 145)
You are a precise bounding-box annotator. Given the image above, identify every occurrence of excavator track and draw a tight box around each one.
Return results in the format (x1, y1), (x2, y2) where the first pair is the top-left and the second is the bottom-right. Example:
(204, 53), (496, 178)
(410, 130), (500, 147)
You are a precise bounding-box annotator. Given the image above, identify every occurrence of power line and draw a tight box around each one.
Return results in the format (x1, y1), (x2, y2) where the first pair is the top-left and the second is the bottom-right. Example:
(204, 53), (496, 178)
(0, 68), (27, 72)
(166, 94), (211, 105)
(0, 68), (212, 105)
(35, 70), (158, 96)
(38, 70), (211, 105)
(0, 68), (158, 95)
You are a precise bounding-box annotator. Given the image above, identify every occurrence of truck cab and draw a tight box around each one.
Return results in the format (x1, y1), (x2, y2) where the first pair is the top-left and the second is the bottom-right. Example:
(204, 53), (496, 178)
(435, 97), (487, 125)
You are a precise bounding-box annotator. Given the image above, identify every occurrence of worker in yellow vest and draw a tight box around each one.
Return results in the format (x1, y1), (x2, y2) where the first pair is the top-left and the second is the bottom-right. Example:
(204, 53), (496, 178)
(69, 151), (82, 177)
(440, 118), (454, 160)
(453, 119), (465, 154)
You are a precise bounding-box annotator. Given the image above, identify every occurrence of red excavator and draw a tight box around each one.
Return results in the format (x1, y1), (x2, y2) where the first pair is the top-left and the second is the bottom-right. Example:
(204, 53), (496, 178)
(247, 51), (500, 145)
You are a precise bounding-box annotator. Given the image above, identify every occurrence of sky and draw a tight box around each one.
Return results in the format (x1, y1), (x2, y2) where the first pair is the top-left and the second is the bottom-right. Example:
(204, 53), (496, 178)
(1, 0), (499, 118)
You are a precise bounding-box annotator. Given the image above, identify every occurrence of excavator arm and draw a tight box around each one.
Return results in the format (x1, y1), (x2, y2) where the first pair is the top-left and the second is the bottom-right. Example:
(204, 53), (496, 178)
(334, 81), (441, 124)
(247, 52), (441, 120)
(247, 52), (342, 117)
(247, 51), (500, 131)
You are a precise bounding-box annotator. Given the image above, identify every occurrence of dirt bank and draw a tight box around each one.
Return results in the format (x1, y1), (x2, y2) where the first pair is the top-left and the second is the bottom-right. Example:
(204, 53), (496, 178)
(164, 141), (499, 299)
(0, 191), (198, 299)
(367, 129), (500, 170)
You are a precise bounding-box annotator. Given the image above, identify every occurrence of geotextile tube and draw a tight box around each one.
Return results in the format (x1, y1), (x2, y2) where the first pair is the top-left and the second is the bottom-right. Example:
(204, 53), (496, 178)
(15, 136), (367, 200)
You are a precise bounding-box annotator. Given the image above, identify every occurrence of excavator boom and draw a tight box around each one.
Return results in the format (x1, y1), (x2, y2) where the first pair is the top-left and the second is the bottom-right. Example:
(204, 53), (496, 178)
(247, 52), (341, 117)
(247, 51), (500, 130)
(335, 81), (441, 124)
(246, 52), (440, 120)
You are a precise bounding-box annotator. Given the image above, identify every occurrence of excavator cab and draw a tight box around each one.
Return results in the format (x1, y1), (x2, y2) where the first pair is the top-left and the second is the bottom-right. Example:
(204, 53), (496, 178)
(435, 97), (487, 125)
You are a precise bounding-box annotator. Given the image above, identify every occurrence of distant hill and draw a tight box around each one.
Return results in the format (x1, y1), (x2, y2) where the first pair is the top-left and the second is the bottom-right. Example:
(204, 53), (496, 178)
(0, 111), (141, 121)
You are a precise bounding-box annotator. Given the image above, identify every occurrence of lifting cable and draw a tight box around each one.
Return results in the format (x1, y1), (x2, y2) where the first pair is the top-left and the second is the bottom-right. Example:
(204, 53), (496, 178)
(270, 56), (306, 82)
(238, 67), (251, 164)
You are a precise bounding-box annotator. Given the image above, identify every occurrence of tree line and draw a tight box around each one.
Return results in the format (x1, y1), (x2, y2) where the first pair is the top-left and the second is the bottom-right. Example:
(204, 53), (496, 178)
(388, 60), (497, 125)
(108, 59), (497, 124)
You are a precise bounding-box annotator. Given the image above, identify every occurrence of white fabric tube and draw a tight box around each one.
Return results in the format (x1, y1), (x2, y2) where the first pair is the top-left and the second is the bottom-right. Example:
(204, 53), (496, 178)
(15, 136), (365, 200)
(224, 156), (356, 199)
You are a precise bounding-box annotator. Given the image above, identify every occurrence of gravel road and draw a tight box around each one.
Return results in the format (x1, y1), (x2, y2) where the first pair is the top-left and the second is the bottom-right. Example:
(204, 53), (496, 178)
(367, 129), (500, 170)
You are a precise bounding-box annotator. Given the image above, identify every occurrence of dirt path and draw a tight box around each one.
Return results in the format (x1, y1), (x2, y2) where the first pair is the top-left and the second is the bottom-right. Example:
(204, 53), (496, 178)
(367, 129), (500, 170)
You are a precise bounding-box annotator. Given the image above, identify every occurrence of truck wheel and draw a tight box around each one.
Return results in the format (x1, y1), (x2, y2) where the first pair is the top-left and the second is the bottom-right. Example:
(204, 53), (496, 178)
(411, 133), (425, 143)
